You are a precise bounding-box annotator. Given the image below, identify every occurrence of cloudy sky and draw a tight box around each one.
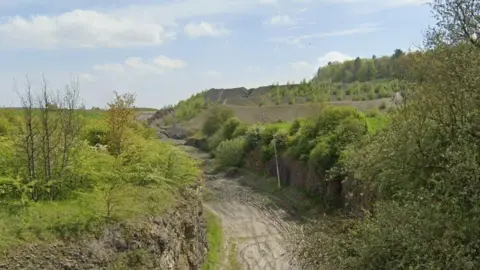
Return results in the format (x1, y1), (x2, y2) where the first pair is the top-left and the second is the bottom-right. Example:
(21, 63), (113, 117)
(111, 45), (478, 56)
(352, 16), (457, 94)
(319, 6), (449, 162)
(0, 0), (432, 108)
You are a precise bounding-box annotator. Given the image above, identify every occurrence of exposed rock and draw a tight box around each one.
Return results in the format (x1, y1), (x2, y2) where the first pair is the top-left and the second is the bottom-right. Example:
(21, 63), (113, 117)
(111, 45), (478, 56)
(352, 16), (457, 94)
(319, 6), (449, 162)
(0, 183), (208, 270)
(243, 149), (346, 209)
(185, 137), (208, 151)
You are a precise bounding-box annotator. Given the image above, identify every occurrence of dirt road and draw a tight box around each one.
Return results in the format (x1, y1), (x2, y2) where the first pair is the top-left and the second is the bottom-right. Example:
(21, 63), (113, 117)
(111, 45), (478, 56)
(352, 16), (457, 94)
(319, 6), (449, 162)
(177, 142), (300, 270)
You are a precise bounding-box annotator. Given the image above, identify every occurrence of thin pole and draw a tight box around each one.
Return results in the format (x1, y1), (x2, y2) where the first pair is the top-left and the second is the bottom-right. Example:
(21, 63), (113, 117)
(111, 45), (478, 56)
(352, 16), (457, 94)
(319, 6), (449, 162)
(272, 138), (281, 189)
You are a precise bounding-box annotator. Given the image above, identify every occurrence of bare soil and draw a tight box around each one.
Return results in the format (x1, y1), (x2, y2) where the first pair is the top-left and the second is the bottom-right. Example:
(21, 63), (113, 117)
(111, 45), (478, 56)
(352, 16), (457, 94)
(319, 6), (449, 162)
(177, 143), (301, 270)
(181, 99), (390, 130)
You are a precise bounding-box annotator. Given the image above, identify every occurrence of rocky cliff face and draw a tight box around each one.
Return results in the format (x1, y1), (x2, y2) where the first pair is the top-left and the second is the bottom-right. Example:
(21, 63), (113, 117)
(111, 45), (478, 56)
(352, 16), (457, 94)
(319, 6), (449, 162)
(243, 149), (346, 209)
(0, 183), (208, 270)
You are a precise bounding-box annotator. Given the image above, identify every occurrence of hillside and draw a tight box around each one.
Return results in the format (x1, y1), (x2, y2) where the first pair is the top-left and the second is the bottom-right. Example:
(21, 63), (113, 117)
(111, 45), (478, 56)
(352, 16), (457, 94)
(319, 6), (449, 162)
(0, 91), (208, 269)
(151, 49), (409, 126)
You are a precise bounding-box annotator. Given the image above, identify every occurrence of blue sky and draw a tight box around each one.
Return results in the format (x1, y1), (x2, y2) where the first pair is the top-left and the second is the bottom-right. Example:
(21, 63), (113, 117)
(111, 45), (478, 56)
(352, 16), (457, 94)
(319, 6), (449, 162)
(0, 0), (432, 108)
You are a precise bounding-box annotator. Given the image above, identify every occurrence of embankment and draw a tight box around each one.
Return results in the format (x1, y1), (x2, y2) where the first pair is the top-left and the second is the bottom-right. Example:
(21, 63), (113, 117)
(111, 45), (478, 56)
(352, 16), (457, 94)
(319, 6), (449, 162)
(0, 182), (208, 270)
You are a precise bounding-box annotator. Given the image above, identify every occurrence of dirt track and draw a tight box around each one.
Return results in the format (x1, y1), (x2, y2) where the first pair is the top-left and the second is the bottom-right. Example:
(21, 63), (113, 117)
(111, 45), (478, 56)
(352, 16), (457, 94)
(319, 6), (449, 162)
(176, 142), (300, 270)
(205, 177), (299, 270)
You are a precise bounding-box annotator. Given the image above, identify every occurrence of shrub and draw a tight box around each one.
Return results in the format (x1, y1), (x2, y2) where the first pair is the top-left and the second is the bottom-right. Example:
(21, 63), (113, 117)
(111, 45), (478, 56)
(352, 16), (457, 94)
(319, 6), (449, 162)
(273, 129), (289, 151)
(221, 118), (241, 141)
(260, 145), (274, 162)
(214, 138), (246, 168)
(244, 125), (263, 152)
(289, 119), (302, 135)
(84, 124), (108, 146)
(260, 125), (279, 146)
(232, 123), (248, 138)
(202, 106), (234, 136)
(207, 130), (224, 151)
(365, 108), (380, 118)
(378, 101), (387, 110)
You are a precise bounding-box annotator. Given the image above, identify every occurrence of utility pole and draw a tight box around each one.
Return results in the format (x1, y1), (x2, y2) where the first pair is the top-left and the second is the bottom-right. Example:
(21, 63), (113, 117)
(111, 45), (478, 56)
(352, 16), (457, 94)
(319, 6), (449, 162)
(272, 137), (281, 189)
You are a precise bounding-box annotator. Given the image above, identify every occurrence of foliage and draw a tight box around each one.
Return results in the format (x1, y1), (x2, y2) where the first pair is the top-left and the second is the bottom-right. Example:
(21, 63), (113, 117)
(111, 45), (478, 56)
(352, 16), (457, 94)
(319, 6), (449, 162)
(106, 91), (136, 156)
(214, 137), (246, 168)
(202, 210), (223, 270)
(296, 1), (480, 268)
(0, 86), (199, 252)
(221, 117), (241, 141)
(231, 123), (248, 138)
(202, 105), (234, 136)
(244, 125), (263, 152)
(174, 92), (208, 122)
(314, 51), (407, 83)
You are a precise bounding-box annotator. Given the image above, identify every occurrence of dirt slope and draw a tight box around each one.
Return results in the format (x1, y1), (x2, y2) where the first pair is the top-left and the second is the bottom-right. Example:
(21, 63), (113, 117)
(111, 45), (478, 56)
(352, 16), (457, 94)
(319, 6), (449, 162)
(181, 99), (390, 130)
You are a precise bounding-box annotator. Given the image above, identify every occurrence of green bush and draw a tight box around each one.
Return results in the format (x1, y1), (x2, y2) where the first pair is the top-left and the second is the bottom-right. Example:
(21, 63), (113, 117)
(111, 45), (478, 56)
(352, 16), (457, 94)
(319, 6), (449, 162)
(289, 119), (303, 135)
(202, 106), (234, 136)
(260, 125), (279, 146)
(221, 118), (241, 140)
(378, 101), (387, 110)
(365, 108), (380, 118)
(244, 125), (263, 152)
(232, 123), (248, 138)
(260, 145), (274, 162)
(207, 130), (224, 151)
(84, 123), (108, 146)
(214, 138), (246, 168)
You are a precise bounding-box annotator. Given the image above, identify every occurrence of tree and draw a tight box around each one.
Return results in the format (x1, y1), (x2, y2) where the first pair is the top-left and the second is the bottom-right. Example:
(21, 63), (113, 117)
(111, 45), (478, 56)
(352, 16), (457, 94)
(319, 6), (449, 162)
(356, 61), (369, 82)
(392, 48), (405, 59)
(365, 60), (377, 81)
(427, 0), (480, 49)
(353, 56), (362, 73)
(15, 75), (83, 201)
(106, 92), (136, 156)
(295, 1), (480, 268)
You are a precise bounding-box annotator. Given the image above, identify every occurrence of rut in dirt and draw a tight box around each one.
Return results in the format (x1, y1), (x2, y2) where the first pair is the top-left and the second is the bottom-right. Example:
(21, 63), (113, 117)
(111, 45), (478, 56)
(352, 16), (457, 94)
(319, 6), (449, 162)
(177, 141), (302, 270)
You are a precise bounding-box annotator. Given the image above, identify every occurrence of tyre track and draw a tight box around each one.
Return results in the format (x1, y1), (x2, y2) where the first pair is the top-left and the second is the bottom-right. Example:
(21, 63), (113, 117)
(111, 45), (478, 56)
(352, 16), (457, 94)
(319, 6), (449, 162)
(205, 177), (300, 270)
(175, 142), (300, 269)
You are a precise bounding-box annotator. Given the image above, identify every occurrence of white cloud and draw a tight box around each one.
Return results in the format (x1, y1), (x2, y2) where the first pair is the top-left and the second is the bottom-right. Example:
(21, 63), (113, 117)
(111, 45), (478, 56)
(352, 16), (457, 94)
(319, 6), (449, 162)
(93, 55), (186, 75)
(0, 0), (282, 49)
(318, 51), (353, 67)
(206, 70), (222, 77)
(184, 22), (229, 37)
(153, 55), (186, 69)
(0, 10), (176, 49)
(268, 23), (383, 48)
(124, 57), (164, 74)
(264, 15), (295, 26)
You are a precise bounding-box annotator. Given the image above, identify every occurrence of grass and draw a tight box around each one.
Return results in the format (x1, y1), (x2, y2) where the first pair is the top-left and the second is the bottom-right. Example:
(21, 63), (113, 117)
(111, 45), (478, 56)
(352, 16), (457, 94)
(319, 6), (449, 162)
(202, 209), (223, 270)
(366, 115), (389, 133)
(266, 121), (292, 131)
(226, 242), (242, 270)
(0, 185), (175, 251)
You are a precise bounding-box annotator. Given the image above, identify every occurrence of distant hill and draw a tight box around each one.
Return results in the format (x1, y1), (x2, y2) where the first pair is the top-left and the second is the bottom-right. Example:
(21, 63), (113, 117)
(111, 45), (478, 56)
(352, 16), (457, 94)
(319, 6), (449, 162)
(150, 49), (412, 126)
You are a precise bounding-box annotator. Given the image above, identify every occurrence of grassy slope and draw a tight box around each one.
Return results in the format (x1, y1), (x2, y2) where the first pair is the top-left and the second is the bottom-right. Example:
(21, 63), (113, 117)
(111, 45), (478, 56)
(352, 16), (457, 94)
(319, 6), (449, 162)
(0, 107), (200, 253)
